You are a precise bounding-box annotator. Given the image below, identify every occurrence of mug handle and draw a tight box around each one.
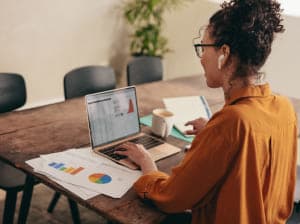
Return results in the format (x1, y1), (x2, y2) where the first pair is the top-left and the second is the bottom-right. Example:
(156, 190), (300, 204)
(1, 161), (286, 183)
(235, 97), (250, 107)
(162, 120), (171, 138)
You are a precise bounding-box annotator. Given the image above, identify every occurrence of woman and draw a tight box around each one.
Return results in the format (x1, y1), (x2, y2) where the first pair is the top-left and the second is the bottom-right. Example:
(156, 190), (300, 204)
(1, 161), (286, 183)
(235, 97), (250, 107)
(116, 0), (298, 223)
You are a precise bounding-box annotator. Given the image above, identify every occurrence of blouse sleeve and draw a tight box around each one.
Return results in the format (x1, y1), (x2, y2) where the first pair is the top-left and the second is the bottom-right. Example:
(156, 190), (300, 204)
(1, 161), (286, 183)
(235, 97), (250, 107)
(134, 110), (241, 213)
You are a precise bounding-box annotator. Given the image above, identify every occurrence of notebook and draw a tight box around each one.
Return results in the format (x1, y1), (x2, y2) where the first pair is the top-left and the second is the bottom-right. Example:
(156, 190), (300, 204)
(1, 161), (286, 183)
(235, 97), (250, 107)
(85, 86), (181, 170)
(163, 96), (212, 136)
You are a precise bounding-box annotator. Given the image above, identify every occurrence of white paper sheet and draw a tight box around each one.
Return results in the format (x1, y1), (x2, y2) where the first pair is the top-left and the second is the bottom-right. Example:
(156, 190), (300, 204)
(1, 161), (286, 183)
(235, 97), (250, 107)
(27, 157), (98, 200)
(163, 96), (212, 136)
(26, 148), (141, 199)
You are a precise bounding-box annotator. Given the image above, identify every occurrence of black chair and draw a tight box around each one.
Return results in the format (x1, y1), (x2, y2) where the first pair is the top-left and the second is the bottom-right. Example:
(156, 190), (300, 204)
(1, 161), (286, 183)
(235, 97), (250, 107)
(47, 65), (117, 222)
(0, 73), (28, 224)
(0, 73), (26, 113)
(127, 56), (163, 85)
(63, 65), (116, 99)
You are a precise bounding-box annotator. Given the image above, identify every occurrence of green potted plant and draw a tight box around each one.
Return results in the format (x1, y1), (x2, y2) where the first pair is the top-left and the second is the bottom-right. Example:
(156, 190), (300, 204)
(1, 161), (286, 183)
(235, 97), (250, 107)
(123, 0), (192, 85)
(124, 0), (190, 57)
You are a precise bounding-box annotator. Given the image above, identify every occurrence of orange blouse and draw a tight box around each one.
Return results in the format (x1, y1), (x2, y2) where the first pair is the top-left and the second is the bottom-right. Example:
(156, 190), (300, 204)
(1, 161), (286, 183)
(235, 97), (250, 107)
(134, 84), (298, 224)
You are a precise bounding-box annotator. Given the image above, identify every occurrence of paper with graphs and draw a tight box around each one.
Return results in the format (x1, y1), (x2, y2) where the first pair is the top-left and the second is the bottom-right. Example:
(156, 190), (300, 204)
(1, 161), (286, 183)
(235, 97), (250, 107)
(26, 148), (141, 199)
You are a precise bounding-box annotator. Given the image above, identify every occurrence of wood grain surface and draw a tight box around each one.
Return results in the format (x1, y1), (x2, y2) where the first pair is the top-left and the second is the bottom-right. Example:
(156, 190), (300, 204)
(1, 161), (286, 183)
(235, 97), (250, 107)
(0, 75), (299, 223)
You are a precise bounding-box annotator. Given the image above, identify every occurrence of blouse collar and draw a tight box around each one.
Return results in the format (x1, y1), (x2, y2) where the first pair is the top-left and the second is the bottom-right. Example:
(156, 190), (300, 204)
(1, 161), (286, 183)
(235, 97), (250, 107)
(225, 83), (272, 106)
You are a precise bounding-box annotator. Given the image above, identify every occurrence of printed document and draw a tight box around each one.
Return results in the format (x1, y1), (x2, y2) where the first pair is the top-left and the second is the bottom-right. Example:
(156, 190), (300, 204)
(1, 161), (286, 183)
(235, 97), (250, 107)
(26, 148), (141, 199)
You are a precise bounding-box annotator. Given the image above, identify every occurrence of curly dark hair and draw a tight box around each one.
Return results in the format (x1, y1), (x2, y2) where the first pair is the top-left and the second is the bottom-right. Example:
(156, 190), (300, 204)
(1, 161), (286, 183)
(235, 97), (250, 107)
(208, 0), (284, 77)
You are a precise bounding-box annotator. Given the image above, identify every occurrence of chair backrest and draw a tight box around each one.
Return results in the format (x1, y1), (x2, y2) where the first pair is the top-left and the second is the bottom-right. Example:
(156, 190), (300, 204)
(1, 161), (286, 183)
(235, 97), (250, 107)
(63, 65), (116, 99)
(0, 73), (26, 113)
(127, 56), (163, 86)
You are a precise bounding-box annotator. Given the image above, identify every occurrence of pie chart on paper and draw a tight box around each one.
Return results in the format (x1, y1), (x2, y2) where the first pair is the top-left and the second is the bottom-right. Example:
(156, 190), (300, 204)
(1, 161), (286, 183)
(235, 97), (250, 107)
(88, 173), (112, 184)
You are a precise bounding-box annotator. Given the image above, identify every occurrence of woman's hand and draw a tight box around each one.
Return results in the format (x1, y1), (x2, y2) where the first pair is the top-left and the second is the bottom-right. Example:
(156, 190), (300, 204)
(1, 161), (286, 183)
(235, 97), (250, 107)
(115, 142), (157, 174)
(184, 117), (208, 135)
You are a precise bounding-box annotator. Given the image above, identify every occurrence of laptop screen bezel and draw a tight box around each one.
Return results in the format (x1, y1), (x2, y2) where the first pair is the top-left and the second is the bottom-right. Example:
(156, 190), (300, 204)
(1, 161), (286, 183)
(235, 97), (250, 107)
(85, 86), (141, 149)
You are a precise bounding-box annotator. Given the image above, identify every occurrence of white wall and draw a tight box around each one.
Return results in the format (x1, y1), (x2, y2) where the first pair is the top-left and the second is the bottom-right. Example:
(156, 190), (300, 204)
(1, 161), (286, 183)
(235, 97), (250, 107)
(264, 15), (300, 98)
(163, 1), (300, 98)
(0, 0), (299, 109)
(163, 1), (218, 79)
(0, 0), (129, 108)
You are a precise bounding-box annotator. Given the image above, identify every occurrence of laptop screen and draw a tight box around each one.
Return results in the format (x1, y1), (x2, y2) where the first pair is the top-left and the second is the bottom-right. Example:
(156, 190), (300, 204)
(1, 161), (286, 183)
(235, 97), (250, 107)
(85, 86), (140, 148)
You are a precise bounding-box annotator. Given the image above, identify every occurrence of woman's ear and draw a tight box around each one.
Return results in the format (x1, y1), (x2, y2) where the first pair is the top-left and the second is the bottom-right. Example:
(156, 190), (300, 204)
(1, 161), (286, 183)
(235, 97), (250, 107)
(218, 44), (230, 69)
(218, 55), (225, 69)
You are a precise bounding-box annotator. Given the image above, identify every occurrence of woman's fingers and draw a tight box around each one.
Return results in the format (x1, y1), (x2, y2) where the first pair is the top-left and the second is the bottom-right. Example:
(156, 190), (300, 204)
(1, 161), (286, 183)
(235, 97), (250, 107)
(185, 119), (197, 126)
(184, 117), (209, 135)
(185, 130), (197, 135)
(184, 121), (192, 126)
(115, 142), (144, 155)
(114, 149), (128, 156)
(116, 142), (134, 150)
(114, 142), (156, 173)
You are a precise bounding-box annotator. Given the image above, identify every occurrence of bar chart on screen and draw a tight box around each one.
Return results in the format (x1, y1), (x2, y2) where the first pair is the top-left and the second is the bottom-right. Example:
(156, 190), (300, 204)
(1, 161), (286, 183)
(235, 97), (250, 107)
(127, 98), (134, 113)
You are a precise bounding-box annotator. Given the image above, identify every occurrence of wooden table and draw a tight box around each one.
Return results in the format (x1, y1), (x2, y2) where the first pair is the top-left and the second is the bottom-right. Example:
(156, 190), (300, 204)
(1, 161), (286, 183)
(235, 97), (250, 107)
(0, 75), (299, 224)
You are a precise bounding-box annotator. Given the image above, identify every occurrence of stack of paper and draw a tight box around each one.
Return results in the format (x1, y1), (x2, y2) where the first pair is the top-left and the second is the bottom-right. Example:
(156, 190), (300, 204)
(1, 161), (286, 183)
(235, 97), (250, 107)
(163, 96), (212, 136)
(26, 148), (141, 200)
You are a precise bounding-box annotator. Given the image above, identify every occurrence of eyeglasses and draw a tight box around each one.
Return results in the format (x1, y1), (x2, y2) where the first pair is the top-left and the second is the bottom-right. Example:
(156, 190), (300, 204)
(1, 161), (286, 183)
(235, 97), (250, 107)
(193, 37), (219, 58)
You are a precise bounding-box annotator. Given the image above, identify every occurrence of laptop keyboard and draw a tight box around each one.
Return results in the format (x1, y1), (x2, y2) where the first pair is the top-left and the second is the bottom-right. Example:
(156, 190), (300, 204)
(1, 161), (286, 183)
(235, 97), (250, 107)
(100, 135), (164, 161)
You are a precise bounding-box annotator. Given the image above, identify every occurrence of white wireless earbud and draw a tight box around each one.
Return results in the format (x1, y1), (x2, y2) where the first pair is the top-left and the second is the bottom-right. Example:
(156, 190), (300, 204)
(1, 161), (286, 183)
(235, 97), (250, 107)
(218, 55), (225, 70)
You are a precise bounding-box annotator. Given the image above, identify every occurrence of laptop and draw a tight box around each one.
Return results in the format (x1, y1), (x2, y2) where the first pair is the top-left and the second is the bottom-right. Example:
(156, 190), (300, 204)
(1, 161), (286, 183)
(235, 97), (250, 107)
(85, 86), (181, 169)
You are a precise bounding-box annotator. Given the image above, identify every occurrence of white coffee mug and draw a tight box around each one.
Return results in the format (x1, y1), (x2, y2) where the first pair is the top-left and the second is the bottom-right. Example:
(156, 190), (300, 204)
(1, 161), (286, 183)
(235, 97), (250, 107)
(151, 108), (174, 138)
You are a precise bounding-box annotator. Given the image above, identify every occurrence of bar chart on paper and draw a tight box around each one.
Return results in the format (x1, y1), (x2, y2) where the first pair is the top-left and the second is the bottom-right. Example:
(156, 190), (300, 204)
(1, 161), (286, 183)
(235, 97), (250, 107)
(48, 162), (84, 175)
(26, 148), (143, 198)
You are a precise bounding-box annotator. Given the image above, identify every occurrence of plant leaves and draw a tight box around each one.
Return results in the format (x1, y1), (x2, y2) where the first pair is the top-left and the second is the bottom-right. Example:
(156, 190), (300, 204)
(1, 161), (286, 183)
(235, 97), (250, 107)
(124, 0), (194, 57)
